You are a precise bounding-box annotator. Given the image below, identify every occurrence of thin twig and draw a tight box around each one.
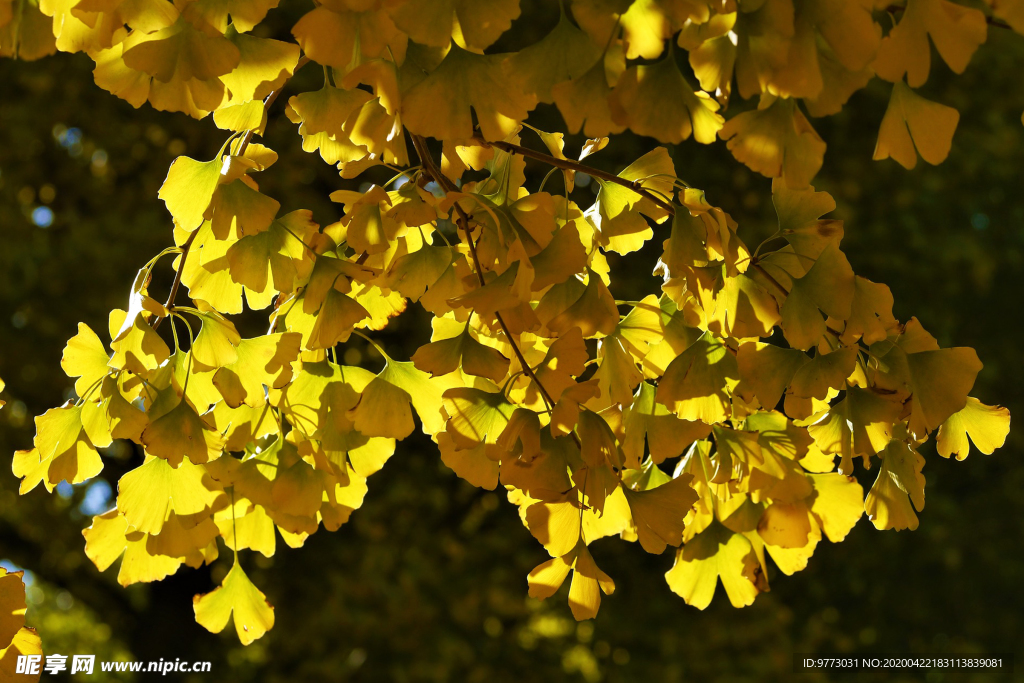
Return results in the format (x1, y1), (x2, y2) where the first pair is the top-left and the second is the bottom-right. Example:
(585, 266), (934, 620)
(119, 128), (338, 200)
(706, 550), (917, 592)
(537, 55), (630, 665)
(152, 57), (311, 331)
(478, 138), (677, 216)
(412, 134), (580, 447)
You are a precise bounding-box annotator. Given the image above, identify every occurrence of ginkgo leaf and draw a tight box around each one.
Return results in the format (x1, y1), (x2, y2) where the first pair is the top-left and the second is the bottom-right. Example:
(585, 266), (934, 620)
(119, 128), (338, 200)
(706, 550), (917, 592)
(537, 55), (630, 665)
(865, 439), (926, 531)
(117, 455), (221, 535)
(526, 542), (615, 621)
(665, 522), (761, 610)
(547, 270), (618, 338)
(720, 96), (826, 188)
(737, 342), (808, 409)
(412, 327), (509, 383)
(873, 80), (959, 170)
(193, 558), (274, 645)
(609, 48), (723, 144)
(623, 474), (699, 554)
(809, 473), (864, 542)
(619, 0), (709, 59)
(213, 333), (300, 408)
(621, 381), (710, 467)
(141, 399), (224, 466)
(807, 387), (902, 474)
(158, 154), (224, 231)
(779, 242), (855, 350)
(389, 0), (520, 50)
(874, 0), (987, 88)
(0, 568), (27, 646)
(190, 0), (280, 33)
(210, 180), (280, 238)
(352, 357), (452, 439)
(82, 510), (183, 587)
(525, 495), (584, 558)
(402, 43), (536, 142)
(657, 331), (739, 424)
(191, 309), (241, 369)
(567, 544), (615, 620)
(61, 322), (110, 398)
(552, 57), (625, 138)
(438, 432), (498, 490)
(505, 5), (600, 103)
(442, 386), (516, 457)
(936, 397), (1011, 460)
(871, 324), (983, 438)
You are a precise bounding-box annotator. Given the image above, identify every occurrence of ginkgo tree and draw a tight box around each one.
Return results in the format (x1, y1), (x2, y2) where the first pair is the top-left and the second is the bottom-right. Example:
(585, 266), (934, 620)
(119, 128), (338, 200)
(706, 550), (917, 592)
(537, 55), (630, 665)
(2, 0), (1014, 640)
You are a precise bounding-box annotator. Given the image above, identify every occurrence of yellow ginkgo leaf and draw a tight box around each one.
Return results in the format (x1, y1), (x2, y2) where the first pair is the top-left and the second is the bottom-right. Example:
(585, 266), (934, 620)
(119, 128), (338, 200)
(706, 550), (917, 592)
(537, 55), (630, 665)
(117, 455), (222, 535)
(191, 309), (241, 369)
(657, 331), (739, 424)
(567, 544), (615, 621)
(809, 473), (864, 542)
(873, 80), (959, 170)
(623, 473), (699, 554)
(737, 342), (808, 410)
(389, 0), (520, 51)
(141, 400), (224, 466)
(807, 387), (902, 474)
(158, 154), (224, 231)
(437, 431), (498, 490)
(505, 5), (600, 103)
(525, 494), (584, 558)
(442, 386), (516, 457)
(82, 510), (183, 587)
(0, 0), (56, 60)
(621, 381), (710, 467)
(0, 627), (43, 682)
(620, 0), (709, 59)
(412, 326), (510, 383)
(873, 0), (987, 88)
(0, 568), (27, 647)
(547, 270), (618, 338)
(719, 96), (826, 188)
(936, 397), (1011, 460)
(190, 0), (280, 33)
(61, 322), (110, 398)
(865, 439), (926, 531)
(227, 211), (316, 309)
(779, 242), (855, 350)
(609, 48), (723, 144)
(402, 43), (537, 142)
(212, 333), (300, 408)
(665, 521), (762, 610)
(871, 326), (983, 438)
(552, 57), (625, 138)
(193, 558), (274, 645)
(382, 244), (454, 301)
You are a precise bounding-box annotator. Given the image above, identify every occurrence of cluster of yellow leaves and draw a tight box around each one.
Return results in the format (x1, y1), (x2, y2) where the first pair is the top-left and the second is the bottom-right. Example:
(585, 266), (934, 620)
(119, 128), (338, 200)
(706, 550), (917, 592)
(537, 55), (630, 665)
(10, 0), (1013, 182)
(6, 0), (1013, 640)
(14, 125), (1010, 636)
(0, 568), (41, 682)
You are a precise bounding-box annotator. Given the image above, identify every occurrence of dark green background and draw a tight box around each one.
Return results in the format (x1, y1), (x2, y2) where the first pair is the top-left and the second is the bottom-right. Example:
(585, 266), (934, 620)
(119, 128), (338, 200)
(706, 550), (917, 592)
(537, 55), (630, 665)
(0, 3), (1021, 681)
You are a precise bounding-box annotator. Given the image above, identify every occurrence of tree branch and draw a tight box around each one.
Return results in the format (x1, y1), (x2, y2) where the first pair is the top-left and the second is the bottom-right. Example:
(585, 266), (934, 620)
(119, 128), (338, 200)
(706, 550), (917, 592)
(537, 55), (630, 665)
(411, 134), (574, 438)
(477, 138), (678, 216)
(152, 56), (311, 331)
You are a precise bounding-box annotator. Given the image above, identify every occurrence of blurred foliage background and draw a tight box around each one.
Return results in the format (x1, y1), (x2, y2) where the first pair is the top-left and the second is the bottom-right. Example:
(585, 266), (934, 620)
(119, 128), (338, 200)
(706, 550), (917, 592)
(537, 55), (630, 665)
(1, 2), (1022, 681)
